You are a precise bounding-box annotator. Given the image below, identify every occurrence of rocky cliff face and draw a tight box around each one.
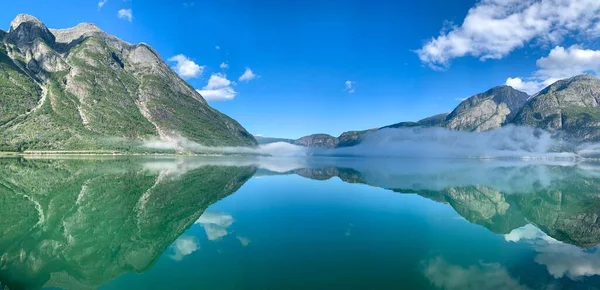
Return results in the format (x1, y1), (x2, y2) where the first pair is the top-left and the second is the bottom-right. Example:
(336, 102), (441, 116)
(294, 133), (339, 148)
(0, 14), (256, 152)
(512, 75), (600, 141)
(444, 85), (529, 132)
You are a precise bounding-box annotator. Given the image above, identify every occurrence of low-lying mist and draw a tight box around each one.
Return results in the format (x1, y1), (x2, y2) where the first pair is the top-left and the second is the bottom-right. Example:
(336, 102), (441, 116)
(142, 126), (599, 159)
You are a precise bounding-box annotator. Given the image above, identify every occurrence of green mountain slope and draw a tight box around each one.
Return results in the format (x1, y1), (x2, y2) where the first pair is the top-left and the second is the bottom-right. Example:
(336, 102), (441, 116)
(0, 40), (41, 127)
(512, 75), (600, 141)
(0, 15), (256, 152)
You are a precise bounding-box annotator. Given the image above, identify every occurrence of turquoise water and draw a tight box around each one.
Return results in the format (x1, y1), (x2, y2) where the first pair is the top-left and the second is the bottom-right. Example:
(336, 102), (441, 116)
(1, 157), (600, 289)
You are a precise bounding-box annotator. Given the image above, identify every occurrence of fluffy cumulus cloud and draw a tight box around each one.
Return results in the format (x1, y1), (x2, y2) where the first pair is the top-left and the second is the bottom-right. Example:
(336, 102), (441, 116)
(220, 62), (229, 69)
(506, 45), (600, 94)
(97, 0), (107, 9)
(196, 73), (237, 101)
(169, 235), (199, 261)
(195, 211), (234, 241)
(536, 46), (600, 79)
(423, 257), (529, 290)
(117, 9), (133, 22)
(168, 54), (204, 79)
(505, 77), (548, 95)
(505, 224), (600, 280)
(345, 80), (355, 94)
(417, 0), (600, 69)
(239, 68), (257, 82)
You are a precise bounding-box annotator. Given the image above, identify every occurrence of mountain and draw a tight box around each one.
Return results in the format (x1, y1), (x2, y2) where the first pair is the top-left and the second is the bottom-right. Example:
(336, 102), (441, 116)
(330, 86), (529, 148)
(0, 14), (256, 152)
(443, 85), (529, 132)
(415, 112), (449, 127)
(512, 75), (600, 141)
(267, 85), (533, 148)
(260, 113), (450, 149)
(294, 133), (339, 148)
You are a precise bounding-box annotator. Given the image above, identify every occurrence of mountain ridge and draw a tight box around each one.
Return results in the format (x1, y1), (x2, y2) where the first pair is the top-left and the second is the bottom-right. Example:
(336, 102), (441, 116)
(263, 75), (600, 148)
(0, 14), (256, 152)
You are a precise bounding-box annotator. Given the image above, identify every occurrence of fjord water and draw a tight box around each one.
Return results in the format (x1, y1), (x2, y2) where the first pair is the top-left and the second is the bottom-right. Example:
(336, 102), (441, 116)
(1, 157), (600, 289)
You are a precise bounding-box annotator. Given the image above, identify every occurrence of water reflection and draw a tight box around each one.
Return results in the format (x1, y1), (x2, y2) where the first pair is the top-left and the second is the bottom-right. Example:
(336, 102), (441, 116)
(0, 157), (255, 289)
(169, 236), (200, 261)
(1, 156), (600, 289)
(507, 224), (600, 280)
(255, 159), (600, 249)
(423, 257), (528, 290)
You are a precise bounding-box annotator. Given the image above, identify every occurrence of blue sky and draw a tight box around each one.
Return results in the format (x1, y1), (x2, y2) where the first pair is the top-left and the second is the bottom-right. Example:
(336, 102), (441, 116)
(2, 0), (600, 138)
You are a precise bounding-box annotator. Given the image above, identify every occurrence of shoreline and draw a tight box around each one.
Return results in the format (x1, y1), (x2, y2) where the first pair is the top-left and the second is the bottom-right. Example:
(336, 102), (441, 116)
(0, 151), (597, 162)
(0, 151), (257, 157)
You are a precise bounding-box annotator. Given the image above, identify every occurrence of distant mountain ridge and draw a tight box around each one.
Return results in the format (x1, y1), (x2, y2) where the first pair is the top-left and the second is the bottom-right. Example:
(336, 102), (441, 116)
(0, 14), (256, 152)
(255, 113), (450, 148)
(266, 75), (600, 148)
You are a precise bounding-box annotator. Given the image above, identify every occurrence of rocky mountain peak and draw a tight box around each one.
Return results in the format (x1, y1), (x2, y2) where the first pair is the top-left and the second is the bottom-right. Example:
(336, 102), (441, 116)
(511, 74), (600, 141)
(537, 74), (600, 96)
(6, 14), (55, 46)
(9, 14), (45, 31)
(444, 84), (529, 132)
(50, 22), (103, 44)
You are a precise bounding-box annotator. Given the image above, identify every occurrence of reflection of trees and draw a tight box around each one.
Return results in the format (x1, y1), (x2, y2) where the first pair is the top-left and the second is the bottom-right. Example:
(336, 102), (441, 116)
(0, 158), (255, 289)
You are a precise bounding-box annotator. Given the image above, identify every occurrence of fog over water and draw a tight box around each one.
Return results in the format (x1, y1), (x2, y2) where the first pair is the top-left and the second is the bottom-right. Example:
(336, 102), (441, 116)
(144, 126), (600, 159)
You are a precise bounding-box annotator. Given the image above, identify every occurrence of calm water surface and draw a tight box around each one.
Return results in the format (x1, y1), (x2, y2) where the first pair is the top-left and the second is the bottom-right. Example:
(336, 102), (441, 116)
(1, 157), (600, 289)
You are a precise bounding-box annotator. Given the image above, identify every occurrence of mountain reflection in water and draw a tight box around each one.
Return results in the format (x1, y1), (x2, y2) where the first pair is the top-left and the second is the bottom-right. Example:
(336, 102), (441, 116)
(1, 156), (600, 289)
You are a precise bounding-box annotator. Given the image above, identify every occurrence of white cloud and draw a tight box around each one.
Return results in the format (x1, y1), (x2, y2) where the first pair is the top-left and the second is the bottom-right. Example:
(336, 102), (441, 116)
(196, 73), (237, 101)
(417, 0), (600, 69)
(236, 235), (251, 246)
(117, 9), (133, 22)
(504, 224), (549, 242)
(345, 80), (355, 94)
(220, 62), (229, 69)
(505, 224), (600, 280)
(97, 0), (107, 9)
(536, 243), (600, 280)
(506, 45), (600, 94)
(168, 54), (205, 79)
(239, 68), (257, 82)
(169, 236), (199, 261)
(423, 257), (529, 290)
(535, 45), (600, 79)
(196, 211), (234, 240)
(505, 77), (544, 95)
